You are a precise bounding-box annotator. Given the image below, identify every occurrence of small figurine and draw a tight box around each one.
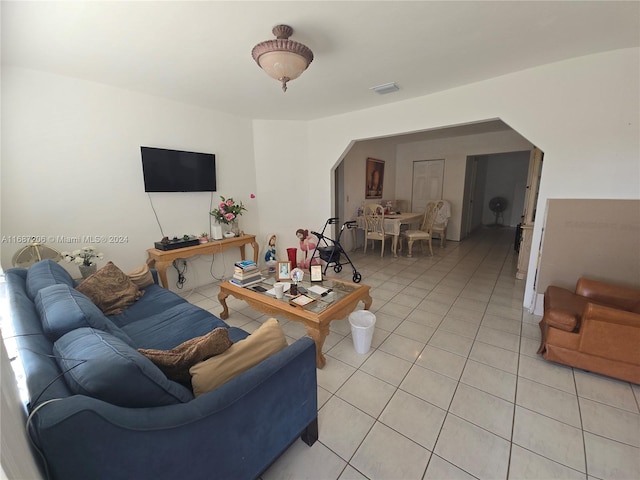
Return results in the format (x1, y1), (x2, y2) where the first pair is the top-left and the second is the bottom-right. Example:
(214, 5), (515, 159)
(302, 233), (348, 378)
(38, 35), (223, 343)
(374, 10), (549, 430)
(295, 228), (317, 269)
(264, 233), (277, 272)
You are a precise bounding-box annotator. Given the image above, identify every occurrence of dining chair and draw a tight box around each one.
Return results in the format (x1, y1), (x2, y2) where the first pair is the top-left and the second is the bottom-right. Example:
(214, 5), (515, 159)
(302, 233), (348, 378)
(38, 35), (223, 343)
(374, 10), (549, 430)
(400, 202), (438, 257)
(363, 203), (392, 257)
(428, 200), (451, 247)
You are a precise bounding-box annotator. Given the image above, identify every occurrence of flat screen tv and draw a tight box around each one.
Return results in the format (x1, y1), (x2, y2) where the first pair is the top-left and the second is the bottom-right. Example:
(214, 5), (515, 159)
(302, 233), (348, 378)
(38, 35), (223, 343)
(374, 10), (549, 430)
(141, 146), (216, 192)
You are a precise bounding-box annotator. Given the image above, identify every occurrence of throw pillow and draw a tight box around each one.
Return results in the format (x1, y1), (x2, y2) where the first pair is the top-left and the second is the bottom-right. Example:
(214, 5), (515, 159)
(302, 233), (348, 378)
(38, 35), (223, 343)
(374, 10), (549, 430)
(127, 264), (155, 288)
(190, 318), (287, 397)
(138, 327), (233, 384)
(76, 261), (144, 315)
(53, 328), (193, 407)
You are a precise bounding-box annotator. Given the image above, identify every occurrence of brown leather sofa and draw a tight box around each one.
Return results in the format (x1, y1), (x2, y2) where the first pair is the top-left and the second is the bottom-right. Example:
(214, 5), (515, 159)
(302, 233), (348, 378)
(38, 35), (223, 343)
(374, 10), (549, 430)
(538, 278), (640, 384)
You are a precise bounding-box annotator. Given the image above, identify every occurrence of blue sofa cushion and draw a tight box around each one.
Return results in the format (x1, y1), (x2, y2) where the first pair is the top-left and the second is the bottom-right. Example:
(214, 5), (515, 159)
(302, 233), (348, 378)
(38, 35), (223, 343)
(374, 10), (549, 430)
(26, 259), (75, 300)
(35, 284), (134, 345)
(108, 284), (186, 327)
(53, 328), (193, 407)
(122, 302), (230, 350)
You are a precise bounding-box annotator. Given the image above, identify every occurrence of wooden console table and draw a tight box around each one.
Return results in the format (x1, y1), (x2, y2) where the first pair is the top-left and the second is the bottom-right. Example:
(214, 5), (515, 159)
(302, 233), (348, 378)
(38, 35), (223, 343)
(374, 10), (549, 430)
(147, 234), (259, 288)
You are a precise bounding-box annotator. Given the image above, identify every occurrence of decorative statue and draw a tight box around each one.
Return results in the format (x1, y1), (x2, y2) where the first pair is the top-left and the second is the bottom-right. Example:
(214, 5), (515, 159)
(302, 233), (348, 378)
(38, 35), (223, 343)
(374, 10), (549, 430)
(295, 228), (317, 269)
(264, 233), (277, 272)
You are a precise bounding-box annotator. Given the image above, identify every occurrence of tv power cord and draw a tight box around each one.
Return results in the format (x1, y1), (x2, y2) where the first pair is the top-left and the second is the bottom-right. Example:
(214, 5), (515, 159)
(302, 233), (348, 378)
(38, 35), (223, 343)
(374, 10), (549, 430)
(172, 260), (187, 289)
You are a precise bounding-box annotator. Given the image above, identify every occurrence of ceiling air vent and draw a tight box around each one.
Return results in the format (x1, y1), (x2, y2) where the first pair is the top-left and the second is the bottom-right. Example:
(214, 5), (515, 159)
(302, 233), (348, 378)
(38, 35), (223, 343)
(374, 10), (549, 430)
(370, 82), (399, 95)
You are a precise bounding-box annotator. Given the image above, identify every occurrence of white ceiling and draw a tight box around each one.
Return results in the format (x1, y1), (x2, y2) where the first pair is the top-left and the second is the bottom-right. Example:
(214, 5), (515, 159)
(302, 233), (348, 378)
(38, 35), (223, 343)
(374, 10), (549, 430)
(2, 1), (639, 121)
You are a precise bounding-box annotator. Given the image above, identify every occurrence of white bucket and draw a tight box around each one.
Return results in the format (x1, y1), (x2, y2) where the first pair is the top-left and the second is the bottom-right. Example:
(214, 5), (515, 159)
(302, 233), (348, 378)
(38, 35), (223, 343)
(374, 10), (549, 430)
(348, 310), (376, 354)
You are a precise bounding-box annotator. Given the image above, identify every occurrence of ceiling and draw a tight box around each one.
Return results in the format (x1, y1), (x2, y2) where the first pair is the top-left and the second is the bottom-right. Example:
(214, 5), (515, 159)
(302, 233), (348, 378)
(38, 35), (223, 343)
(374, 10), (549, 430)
(2, 1), (639, 122)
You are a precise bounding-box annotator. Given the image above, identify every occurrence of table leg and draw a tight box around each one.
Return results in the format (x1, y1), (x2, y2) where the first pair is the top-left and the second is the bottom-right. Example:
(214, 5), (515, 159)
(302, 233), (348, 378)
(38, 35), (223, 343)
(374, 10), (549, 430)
(153, 260), (171, 289)
(218, 290), (230, 320)
(392, 234), (399, 257)
(305, 323), (330, 369)
(250, 239), (260, 263)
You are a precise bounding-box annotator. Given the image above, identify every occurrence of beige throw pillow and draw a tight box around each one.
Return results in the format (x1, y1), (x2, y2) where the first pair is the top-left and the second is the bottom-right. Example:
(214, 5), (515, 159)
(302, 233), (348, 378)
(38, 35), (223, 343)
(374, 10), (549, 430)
(190, 318), (287, 396)
(76, 261), (144, 315)
(127, 264), (155, 288)
(138, 327), (233, 384)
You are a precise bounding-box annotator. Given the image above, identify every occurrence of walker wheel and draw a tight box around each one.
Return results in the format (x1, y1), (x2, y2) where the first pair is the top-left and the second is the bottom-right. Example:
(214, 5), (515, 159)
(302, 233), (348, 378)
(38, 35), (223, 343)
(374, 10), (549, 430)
(333, 264), (343, 273)
(353, 272), (362, 283)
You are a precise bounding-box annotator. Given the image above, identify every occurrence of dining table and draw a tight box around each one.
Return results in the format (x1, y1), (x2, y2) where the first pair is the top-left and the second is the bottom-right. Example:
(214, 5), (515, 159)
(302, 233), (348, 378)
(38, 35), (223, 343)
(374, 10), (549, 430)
(353, 211), (424, 257)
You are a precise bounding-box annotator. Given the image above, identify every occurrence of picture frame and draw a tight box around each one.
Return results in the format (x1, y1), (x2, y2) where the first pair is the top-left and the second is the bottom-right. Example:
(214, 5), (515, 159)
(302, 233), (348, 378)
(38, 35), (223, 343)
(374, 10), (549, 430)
(310, 264), (323, 282)
(276, 261), (291, 281)
(365, 158), (385, 199)
(289, 294), (315, 308)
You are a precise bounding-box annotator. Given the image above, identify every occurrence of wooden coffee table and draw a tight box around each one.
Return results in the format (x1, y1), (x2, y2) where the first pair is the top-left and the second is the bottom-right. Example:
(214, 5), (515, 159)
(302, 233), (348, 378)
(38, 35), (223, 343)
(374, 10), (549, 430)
(218, 277), (372, 368)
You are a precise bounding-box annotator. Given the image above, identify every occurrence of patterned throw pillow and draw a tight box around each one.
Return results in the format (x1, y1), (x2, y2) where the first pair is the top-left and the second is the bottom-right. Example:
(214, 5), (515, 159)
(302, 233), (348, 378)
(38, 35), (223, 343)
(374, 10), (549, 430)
(138, 327), (233, 384)
(76, 262), (144, 315)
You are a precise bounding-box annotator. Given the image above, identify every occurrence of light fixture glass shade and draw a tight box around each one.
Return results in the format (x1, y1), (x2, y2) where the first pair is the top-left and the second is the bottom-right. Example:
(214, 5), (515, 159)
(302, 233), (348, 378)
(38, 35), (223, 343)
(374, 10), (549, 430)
(258, 50), (309, 82)
(252, 25), (313, 92)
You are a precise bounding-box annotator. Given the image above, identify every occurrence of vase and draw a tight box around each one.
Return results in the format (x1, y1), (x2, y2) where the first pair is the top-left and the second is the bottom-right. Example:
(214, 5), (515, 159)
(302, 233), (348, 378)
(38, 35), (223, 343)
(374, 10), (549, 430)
(286, 247), (297, 268)
(79, 263), (97, 279)
(230, 221), (240, 237)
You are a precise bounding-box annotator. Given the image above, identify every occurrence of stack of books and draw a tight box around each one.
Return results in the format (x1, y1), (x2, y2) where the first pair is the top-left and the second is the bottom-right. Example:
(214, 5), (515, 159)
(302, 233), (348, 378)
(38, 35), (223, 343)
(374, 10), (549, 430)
(230, 260), (261, 286)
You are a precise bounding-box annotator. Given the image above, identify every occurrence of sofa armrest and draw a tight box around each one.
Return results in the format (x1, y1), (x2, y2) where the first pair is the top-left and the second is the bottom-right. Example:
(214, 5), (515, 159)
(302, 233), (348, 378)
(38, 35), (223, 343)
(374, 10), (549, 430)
(582, 302), (640, 328)
(578, 303), (640, 365)
(575, 278), (640, 312)
(29, 337), (318, 480)
(545, 309), (578, 331)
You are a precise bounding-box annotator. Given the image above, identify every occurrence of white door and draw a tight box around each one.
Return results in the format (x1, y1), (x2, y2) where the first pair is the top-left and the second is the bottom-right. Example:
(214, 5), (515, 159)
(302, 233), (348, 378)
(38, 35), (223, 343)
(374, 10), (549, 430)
(411, 160), (444, 212)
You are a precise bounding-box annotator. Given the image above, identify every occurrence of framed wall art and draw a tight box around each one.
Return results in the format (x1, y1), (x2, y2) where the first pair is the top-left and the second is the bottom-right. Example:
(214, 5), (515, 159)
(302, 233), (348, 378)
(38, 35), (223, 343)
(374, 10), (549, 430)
(365, 158), (385, 199)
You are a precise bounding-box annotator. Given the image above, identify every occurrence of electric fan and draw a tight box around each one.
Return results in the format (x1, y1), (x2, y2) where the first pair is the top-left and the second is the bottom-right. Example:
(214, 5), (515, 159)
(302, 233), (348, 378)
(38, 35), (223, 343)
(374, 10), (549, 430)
(488, 196), (508, 226)
(12, 242), (62, 268)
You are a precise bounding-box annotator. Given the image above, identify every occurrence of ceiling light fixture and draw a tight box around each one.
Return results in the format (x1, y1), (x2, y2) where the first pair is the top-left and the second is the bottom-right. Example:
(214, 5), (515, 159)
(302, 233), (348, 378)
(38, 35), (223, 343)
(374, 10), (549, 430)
(251, 25), (314, 92)
(370, 82), (400, 95)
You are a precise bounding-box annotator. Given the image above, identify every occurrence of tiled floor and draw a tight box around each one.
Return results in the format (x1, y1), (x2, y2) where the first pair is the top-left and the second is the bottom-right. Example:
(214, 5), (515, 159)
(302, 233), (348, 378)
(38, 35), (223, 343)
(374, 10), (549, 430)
(186, 227), (640, 480)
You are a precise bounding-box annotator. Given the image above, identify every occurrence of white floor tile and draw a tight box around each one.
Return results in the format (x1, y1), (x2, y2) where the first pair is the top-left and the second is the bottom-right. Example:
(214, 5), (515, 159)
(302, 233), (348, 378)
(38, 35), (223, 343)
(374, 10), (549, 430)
(513, 406), (586, 473)
(424, 455), (476, 480)
(351, 422), (430, 480)
(261, 438), (347, 480)
(336, 370), (397, 418)
(378, 332), (425, 362)
(434, 413), (511, 479)
(449, 383), (514, 440)
(584, 432), (640, 480)
(379, 389), (447, 450)
(508, 444), (585, 480)
(400, 364), (458, 410)
(318, 396), (376, 461)
(416, 345), (467, 380)
(574, 370), (639, 413)
(461, 359), (517, 402)
(208, 228), (640, 480)
(469, 341), (519, 374)
(579, 397), (640, 447)
(359, 349), (413, 386)
(516, 377), (581, 428)
(428, 329), (474, 357)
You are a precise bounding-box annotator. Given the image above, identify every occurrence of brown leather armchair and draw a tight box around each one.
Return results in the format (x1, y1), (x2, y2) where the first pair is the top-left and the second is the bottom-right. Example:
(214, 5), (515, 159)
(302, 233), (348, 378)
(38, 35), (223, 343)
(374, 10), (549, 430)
(538, 278), (640, 384)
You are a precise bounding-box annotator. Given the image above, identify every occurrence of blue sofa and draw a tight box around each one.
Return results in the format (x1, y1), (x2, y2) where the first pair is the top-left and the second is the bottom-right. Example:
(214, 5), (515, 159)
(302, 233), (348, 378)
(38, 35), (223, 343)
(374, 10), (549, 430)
(6, 260), (318, 480)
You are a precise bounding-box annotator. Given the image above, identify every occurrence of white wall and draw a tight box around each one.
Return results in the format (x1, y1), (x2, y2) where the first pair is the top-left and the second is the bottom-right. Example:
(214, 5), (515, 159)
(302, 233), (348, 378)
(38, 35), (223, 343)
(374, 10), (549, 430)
(395, 131), (532, 240)
(303, 47), (639, 308)
(481, 151), (530, 227)
(2, 49), (639, 307)
(1, 67), (258, 289)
